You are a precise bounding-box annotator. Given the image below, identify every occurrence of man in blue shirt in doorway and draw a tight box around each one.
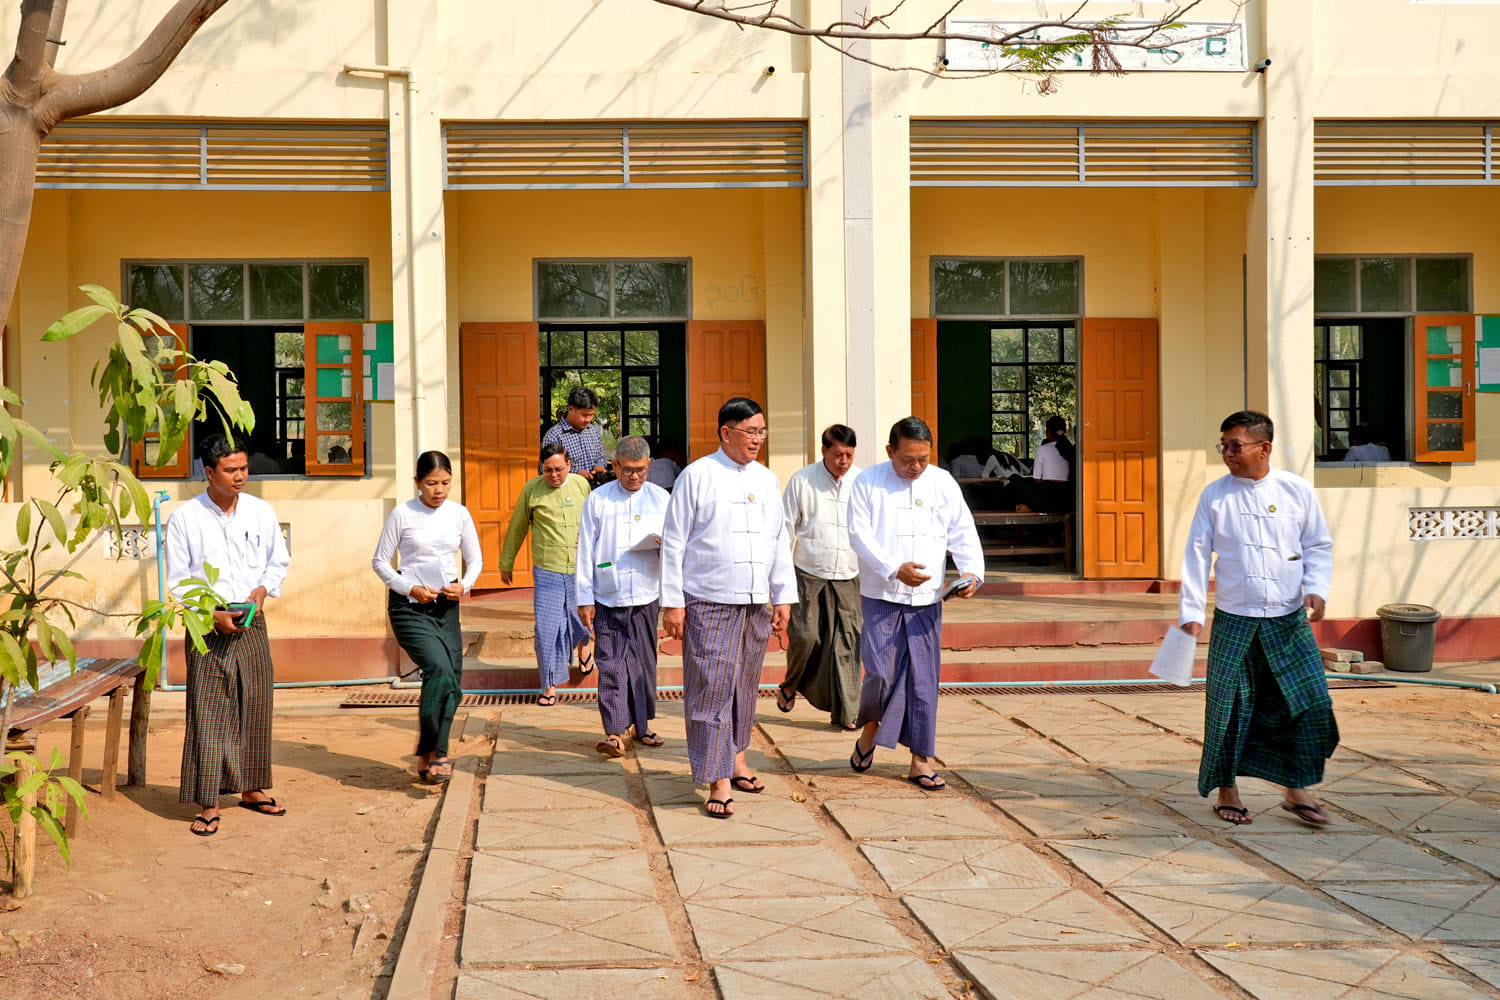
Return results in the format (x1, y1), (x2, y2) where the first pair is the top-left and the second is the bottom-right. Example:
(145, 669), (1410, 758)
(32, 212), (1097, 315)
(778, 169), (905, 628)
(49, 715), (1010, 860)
(541, 385), (608, 483)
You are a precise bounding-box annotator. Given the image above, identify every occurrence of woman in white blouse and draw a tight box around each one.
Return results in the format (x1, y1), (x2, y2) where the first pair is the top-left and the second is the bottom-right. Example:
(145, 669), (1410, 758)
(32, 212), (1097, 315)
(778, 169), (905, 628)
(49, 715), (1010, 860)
(371, 451), (482, 783)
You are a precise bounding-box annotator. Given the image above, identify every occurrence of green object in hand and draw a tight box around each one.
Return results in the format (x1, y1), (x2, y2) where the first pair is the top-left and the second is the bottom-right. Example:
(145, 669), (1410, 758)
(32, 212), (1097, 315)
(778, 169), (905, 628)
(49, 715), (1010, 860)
(227, 602), (258, 627)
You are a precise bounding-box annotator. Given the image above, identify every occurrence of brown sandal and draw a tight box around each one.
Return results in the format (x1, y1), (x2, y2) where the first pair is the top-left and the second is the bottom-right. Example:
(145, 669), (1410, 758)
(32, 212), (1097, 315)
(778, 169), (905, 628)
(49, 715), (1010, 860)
(595, 735), (626, 758)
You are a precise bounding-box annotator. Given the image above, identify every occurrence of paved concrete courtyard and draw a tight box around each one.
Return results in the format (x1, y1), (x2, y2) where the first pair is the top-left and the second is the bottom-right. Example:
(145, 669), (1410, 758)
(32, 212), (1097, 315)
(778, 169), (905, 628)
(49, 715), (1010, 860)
(448, 685), (1500, 999)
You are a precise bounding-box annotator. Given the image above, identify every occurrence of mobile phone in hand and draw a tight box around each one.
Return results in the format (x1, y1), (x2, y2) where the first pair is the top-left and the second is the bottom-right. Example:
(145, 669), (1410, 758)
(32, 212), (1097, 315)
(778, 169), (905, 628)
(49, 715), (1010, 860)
(941, 575), (978, 601)
(227, 602), (258, 627)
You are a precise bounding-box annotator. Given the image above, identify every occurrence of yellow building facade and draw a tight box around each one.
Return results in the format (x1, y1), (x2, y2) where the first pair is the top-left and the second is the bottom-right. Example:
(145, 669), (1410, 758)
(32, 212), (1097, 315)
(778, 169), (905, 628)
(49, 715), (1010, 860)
(4, 0), (1499, 678)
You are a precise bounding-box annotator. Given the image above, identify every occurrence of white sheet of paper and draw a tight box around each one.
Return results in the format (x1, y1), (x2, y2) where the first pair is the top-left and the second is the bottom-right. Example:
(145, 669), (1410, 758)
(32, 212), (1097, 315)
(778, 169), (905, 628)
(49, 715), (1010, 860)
(376, 363), (395, 400)
(1480, 347), (1500, 387)
(628, 533), (662, 553)
(1149, 626), (1198, 687)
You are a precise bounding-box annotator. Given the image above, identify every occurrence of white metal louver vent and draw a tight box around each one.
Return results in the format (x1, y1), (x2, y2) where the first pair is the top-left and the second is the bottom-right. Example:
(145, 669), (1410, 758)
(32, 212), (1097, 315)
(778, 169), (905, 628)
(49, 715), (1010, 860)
(37, 121), (389, 191)
(1315, 123), (1495, 185)
(911, 121), (1257, 187)
(443, 122), (806, 190)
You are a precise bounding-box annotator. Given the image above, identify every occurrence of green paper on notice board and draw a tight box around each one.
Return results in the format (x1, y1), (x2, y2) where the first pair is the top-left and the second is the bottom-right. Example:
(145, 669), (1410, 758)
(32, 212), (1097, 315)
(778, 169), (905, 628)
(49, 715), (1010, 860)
(1480, 316), (1500, 393)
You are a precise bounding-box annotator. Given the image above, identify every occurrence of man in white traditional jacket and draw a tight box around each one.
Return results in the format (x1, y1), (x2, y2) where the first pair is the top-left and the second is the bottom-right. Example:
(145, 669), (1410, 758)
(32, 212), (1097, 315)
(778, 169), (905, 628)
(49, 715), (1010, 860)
(1179, 410), (1339, 828)
(848, 417), (984, 790)
(661, 398), (796, 818)
(576, 435), (670, 759)
(777, 423), (864, 728)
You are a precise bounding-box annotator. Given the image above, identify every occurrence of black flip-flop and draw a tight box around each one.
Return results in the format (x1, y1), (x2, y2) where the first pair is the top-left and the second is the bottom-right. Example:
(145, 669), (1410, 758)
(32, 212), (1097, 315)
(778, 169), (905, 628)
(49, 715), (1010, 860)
(704, 796), (734, 819)
(190, 814), (220, 837)
(536, 693), (558, 706)
(907, 773), (946, 791)
(1282, 801), (1331, 828)
(237, 797), (286, 816)
(420, 760), (453, 784)
(730, 775), (765, 794)
(774, 687), (795, 713)
(1214, 804), (1252, 825)
(635, 731), (664, 748)
(850, 738), (875, 773)
(577, 649), (595, 675)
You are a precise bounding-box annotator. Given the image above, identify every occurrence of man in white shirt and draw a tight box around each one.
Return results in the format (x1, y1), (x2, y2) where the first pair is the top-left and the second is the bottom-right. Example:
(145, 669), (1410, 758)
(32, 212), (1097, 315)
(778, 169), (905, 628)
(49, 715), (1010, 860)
(661, 398), (796, 818)
(1179, 410), (1338, 829)
(1343, 424), (1391, 464)
(849, 417), (984, 790)
(777, 424), (863, 728)
(165, 435), (291, 837)
(576, 436), (671, 758)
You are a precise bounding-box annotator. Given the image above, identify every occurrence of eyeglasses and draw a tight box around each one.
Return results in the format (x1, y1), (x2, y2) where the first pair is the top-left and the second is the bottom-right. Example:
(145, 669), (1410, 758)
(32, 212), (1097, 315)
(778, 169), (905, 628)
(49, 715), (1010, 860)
(615, 466), (648, 478)
(725, 426), (768, 440)
(1216, 439), (1267, 455)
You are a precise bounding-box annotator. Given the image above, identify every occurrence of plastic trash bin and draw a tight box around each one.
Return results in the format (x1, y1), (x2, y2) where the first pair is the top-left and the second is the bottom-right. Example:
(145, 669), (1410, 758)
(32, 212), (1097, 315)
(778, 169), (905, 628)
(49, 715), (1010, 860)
(1377, 604), (1441, 673)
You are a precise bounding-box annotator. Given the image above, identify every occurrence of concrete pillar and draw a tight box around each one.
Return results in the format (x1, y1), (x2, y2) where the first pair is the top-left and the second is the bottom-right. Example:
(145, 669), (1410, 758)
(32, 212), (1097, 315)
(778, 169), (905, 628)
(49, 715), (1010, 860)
(1245, 0), (1316, 477)
(1157, 188), (1209, 578)
(384, 0), (450, 480)
(763, 191), (806, 482)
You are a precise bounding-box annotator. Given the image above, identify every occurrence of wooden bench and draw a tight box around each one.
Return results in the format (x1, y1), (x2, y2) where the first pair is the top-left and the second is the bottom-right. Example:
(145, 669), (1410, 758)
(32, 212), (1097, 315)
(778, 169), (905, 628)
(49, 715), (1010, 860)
(973, 510), (1075, 566)
(5, 657), (149, 899)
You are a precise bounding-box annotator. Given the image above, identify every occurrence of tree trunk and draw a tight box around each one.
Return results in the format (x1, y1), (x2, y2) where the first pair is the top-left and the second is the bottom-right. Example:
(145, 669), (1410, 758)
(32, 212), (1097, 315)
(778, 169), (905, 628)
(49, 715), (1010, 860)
(0, 105), (43, 334)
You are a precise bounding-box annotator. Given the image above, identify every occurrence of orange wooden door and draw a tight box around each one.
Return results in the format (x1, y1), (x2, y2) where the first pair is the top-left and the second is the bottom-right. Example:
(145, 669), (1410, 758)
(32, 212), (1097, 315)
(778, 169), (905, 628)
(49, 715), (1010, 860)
(1080, 318), (1160, 579)
(460, 322), (540, 589)
(687, 320), (766, 461)
(910, 319), (938, 432)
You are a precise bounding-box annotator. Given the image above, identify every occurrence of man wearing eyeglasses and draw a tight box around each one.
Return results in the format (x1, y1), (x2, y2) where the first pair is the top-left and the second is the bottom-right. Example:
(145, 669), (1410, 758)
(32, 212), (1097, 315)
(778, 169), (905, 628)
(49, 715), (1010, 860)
(1179, 410), (1338, 830)
(660, 397), (796, 819)
(576, 436), (671, 760)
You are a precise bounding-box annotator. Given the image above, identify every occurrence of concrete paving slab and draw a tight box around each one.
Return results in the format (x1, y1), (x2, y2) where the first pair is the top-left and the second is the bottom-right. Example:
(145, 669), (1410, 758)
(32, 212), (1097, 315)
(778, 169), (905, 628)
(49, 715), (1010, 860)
(952, 949), (1227, 1000)
(1111, 883), (1386, 946)
(475, 807), (644, 851)
(1326, 883), (1500, 941)
(461, 899), (677, 968)
(1337, 733), (1492, 765)
(822, 795), (1006, 840)
(903, 887), (1148, 947)
(455, 968), (695, 1000)
(859, 838), (1067, 893)
(712, 956), (950, 999)
(1047, 733), (1204, 764)
(491, 742), (623, 776)
(1101, 763), (1203, 795)
(642, 772), (800, 807)
(795, 769), (935, 797)
(684, 896), (909, 961)
(483, 773), (633, 812)
(1160, 791), (1345, 832)
(1011, 707), (1165, 737)
(756, 720), (879, 747)
(1233, 832), (1476, 882)
(1198, 948), (1494, 1000)
(926, 736), (1075, 767)
(635, 741), (782, 776)
(652, 796), (824, 847)
(1395, 763), (1500, 800)
(1413, 832), (1500, 877)
(1052, 836), (1271, 888)
(667, 844), (863, 899)
(997, 795), (1190, 838)
(467, 848), (655, 902)
(955, 764), (1119, 800)
(1443, 947), (1500, 991)
(1314, 760), (1439, 795)
(1328, 794), (1500, 834)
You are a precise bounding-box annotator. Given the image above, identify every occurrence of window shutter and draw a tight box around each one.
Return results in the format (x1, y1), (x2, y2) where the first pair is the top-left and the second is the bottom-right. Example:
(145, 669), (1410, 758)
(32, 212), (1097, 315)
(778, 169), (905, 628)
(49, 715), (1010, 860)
(303, 322), (365, 476)
(132, 323), (192, 479)
(1412, 315), (1476, 463)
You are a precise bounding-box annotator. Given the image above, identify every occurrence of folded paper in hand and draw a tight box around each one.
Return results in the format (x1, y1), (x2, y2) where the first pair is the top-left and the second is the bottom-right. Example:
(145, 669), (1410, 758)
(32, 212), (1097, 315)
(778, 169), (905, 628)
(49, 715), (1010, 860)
(628, 534), (663, 553)
(1149, 627), (1198, 687)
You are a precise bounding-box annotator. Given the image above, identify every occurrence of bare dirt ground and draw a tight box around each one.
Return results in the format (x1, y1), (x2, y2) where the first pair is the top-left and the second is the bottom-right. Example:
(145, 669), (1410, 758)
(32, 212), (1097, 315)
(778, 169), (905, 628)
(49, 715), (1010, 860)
(1, 693), (486, 1000)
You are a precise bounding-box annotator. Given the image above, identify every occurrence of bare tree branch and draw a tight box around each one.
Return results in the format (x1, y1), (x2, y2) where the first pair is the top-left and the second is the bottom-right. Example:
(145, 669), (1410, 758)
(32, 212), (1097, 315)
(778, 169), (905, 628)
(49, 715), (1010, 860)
(34, 0), (231, 128)
(3, 0), (56, 102)
(44, 0), (69, 68)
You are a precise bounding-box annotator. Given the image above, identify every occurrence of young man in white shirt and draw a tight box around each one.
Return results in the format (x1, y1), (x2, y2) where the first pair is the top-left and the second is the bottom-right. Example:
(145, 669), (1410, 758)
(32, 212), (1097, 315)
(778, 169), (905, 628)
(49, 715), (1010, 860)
(165, 434), (291, 837)
(661, 398), (796, 818)
(848, 417), (984, 790)
(576, 436), (670, 758)
(1179, 410), (1338, 829)
(778, 424), (863, 728)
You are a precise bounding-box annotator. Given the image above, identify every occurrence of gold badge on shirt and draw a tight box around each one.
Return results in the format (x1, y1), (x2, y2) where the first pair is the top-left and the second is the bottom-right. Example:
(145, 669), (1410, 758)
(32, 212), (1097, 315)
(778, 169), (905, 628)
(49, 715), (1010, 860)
(915, 499), (924, 507)
(633, 514), (641, 521)
(563, 497), (574, 506)
(1268, 504), (1277, 513)
(747, 493), (756, 502)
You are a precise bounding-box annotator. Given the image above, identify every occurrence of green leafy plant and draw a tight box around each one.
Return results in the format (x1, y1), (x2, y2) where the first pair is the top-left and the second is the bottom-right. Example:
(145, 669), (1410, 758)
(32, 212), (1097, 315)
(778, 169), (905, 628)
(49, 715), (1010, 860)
(1, 285), (252, 881)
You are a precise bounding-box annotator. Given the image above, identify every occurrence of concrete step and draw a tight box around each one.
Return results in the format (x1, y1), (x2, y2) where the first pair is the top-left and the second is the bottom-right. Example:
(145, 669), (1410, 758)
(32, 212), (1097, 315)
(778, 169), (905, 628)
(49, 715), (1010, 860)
(459, 642), (1207, 690)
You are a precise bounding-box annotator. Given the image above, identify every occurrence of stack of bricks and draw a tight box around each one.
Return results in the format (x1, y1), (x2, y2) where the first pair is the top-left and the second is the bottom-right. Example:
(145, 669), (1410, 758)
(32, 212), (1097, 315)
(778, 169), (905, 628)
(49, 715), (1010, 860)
(1321, 648), (1384, 674)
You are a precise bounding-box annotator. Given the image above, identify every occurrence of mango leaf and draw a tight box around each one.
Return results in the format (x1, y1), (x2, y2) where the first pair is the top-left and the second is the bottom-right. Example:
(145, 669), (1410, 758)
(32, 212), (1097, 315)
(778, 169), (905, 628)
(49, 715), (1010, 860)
(0, 630), (21, 687)
(16, 421), (65, 463)
(0, 385), (20, 405)
(12, 767), (47, 800)
(51, 628), (76, 671)
(54, 774), (89, 811)
(35, 618), (57, 664)
(32, 807), (70, 867)
(36, 500), (67, 547)
(127, 307), (172, 333)
(14, 503), (31, 544)
(42, 305), (109, 342)
(79, 284), (121, 310)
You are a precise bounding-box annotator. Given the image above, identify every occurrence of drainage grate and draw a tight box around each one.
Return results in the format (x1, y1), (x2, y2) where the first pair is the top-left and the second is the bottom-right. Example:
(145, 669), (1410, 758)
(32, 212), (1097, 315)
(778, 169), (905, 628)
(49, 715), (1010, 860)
(341, 677), (1393, 709)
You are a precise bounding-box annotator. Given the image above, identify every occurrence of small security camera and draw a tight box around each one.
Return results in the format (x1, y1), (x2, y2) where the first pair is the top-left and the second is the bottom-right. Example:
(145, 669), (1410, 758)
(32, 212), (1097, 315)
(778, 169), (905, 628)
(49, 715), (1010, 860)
(1254, 58), (1272, 72)
(940, 56), (950, 68)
